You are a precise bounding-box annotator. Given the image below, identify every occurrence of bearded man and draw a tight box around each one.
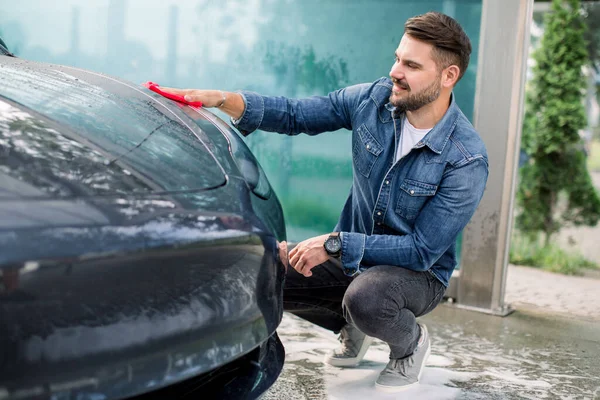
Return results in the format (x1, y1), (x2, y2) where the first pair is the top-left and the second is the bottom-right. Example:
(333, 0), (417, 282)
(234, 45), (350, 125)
(161, 11), (488, 392)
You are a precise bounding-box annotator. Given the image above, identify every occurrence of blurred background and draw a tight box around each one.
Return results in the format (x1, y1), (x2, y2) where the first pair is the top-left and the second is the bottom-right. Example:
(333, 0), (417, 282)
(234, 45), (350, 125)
(0, 0), (482, 243)
(1, 0), (599, 280)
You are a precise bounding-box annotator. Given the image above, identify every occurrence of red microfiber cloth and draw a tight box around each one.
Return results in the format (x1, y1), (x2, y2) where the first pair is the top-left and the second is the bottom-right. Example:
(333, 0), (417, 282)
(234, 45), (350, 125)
(142, 81), (203, 107)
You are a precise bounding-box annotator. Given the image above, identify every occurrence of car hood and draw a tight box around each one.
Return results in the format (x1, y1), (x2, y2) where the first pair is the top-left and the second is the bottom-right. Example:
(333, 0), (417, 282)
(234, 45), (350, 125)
(0, 56), (227, 199)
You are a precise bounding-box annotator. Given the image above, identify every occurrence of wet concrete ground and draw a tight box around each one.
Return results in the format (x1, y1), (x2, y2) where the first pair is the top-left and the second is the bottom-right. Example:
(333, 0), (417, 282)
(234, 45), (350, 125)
(263, 304), (600, 399)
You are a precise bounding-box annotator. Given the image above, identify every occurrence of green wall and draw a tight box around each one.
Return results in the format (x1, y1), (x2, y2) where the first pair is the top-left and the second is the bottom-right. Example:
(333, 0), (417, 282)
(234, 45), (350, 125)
(0, 0), (482, 244)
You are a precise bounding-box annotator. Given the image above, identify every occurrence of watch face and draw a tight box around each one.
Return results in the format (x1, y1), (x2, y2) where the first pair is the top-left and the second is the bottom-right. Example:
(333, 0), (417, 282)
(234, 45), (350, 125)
(325, 237), (341, 253)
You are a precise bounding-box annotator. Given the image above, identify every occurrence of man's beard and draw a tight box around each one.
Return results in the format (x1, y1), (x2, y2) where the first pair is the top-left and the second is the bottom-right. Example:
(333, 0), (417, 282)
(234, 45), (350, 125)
(390, 77), (442, 117)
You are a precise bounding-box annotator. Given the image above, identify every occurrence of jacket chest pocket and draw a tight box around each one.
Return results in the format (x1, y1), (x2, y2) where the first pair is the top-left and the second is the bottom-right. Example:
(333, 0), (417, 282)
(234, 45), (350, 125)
(395, 179), (437, 220)
(352, 124), (383, 178)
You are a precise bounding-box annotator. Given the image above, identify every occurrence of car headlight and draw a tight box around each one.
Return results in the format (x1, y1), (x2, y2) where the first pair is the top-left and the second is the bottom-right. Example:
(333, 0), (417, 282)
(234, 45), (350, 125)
(229, 140), (272, 200)
(192, 115), (272, 200)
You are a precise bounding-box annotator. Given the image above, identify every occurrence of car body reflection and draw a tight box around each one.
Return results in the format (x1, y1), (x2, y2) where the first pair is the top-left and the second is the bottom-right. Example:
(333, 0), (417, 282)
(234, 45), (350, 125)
(0, 52), (286, 400)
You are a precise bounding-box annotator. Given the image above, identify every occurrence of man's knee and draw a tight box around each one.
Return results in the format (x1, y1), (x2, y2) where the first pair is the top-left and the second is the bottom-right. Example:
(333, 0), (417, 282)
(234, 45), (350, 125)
(342, 265), (416, 329)
(342, 274), (385, 333)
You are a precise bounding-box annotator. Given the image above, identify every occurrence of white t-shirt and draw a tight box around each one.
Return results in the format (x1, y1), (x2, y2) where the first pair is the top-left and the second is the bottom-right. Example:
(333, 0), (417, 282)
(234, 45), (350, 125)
(395, 116), (432, 163)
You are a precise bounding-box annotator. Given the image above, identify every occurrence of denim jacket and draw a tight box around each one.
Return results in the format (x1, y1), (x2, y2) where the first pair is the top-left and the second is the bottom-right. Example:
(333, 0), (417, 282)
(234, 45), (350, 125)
(233, 77), (488, 287)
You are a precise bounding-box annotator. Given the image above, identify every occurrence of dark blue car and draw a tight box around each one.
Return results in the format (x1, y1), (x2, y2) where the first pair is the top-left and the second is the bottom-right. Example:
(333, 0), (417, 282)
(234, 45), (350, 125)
(0, 40), (287, 399)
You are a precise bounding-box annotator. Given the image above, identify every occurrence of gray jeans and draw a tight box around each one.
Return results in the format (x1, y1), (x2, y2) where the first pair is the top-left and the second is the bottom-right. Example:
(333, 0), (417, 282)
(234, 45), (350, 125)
(283, 255), (446, 359)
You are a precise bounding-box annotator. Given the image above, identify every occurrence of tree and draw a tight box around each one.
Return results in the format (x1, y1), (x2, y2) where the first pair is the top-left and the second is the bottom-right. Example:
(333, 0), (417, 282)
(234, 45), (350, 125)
(517, 0), (600, 245)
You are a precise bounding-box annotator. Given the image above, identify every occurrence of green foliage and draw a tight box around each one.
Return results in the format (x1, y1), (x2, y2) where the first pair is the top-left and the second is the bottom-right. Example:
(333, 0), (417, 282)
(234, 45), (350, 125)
(517, 0), (600, 244)
(510, 233), (597, 275)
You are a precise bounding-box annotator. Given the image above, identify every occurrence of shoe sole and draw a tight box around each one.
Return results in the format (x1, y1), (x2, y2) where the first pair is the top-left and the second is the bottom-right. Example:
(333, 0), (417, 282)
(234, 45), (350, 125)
(374, 338), (431, 393)
(323, 335), (374, 367)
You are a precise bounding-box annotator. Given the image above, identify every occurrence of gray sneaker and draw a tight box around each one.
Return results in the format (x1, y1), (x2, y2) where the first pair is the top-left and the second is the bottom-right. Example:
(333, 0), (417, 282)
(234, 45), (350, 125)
(375, 323), (431, 392)
(323, 324), (374, 367)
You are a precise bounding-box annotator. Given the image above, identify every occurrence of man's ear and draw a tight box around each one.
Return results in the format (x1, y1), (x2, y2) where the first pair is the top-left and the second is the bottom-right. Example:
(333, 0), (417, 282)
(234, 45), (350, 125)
(442, 65), (460, 88)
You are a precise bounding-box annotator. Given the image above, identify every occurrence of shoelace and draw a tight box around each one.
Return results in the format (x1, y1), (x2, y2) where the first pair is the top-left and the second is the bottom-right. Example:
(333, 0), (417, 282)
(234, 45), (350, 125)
(388, 355), (415, 377)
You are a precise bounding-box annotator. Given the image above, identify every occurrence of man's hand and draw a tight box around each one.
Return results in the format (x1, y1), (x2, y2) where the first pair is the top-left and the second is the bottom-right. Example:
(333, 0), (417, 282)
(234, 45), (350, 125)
(289, 234), (331, 277)
(158, 88), (223, 108)
(157, 87), (245, 120)
(277, 240), (289, 271)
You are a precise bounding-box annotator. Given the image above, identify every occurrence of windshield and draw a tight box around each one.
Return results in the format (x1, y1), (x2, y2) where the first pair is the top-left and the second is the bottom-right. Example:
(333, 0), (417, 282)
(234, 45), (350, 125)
(0, 58), (227, 198)
(0, 99), (226, 199)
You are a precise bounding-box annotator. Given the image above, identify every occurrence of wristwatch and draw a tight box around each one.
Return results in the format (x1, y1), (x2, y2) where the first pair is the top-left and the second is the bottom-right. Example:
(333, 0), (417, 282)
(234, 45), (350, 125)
(324, 232), (342, 258)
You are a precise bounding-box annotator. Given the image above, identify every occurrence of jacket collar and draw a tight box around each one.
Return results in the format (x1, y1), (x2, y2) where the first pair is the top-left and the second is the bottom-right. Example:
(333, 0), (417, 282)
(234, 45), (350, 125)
(385, 93), (459, 155)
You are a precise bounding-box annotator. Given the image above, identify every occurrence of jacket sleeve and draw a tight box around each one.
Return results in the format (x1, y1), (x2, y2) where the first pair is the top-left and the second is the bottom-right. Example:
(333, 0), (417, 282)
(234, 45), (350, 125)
(340, 157), (489, 275)
(231, 83), (371, 136)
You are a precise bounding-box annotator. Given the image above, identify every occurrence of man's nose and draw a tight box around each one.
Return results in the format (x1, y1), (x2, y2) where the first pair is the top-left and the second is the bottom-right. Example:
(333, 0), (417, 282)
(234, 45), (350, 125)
(390, 63), (404, 80)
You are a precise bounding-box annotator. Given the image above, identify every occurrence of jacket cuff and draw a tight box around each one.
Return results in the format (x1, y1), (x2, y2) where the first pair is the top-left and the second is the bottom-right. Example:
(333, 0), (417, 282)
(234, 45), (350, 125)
(340, 232), (366, 277)
(230, 91), (264, 137)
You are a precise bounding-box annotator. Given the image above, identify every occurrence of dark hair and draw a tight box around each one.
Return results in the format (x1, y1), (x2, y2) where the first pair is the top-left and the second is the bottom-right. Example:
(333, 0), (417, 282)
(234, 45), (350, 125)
(404, 11), (472, 82)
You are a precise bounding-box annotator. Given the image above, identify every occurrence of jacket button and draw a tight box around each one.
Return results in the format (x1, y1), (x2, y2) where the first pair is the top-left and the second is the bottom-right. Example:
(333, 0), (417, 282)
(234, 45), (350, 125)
(377, 211), (382, 216)
(410, 190), (415, 195)
(385, 180), (390, 185)
(366, 144), (371, 150)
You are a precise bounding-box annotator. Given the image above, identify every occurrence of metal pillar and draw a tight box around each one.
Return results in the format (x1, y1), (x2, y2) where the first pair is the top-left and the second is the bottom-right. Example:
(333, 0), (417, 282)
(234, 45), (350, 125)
(449, 0), (534, 315)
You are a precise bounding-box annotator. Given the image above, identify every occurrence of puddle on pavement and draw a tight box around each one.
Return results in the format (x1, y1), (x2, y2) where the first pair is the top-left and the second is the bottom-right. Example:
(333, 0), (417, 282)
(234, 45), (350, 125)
(265, 310), (600, 399)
